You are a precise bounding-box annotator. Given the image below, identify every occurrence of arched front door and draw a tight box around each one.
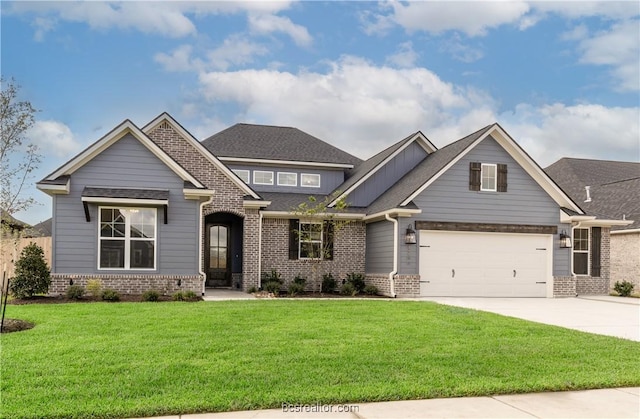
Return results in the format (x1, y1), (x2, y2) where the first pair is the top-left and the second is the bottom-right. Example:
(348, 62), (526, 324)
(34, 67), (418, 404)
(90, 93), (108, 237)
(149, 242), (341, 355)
(206, 224), (231, 287)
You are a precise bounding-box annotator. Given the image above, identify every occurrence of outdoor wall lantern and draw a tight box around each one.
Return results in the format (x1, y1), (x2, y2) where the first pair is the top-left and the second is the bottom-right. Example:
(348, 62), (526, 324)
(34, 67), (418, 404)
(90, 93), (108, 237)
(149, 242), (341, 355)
(559, 230), (572, 248)
(177, 278), (182, 287)
(405, 224), (417, 245)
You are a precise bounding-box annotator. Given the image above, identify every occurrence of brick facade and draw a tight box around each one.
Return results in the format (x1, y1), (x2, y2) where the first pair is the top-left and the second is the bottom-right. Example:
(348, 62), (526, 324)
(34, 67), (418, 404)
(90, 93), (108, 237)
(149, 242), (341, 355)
(610, 231), (640, 291)
(261, 218), (366, 292)
(50, 273), (202, 296)
(553, 276), (576, 297)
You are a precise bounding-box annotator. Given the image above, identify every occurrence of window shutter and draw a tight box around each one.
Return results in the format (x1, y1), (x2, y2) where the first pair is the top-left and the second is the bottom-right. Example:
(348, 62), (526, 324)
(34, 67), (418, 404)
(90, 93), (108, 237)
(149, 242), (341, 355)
(323, 221), (334, 260)
(591, 227), (601, 277)
(469, 162), (481, 191)
(289, 219), (299, 260)
(497, 164), (508, 192)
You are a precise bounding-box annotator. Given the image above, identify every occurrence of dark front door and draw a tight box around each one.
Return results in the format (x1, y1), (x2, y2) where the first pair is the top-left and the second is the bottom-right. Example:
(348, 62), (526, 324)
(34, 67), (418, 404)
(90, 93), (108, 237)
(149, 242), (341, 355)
(206, 224), (231, 287)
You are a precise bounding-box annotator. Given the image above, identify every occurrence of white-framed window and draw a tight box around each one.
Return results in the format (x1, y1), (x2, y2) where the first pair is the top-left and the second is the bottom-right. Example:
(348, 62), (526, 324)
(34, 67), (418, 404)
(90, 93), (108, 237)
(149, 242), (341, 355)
(253, 170), (274, 185)
(99, 207), (156, 270)
(299, 221), (323, 259)
(301, 173), (321, 188)
(233, 169), (250, 184)
(572, 228), (589, 276)
(277, 172), (297, 186)
(481, 164), (497, 191)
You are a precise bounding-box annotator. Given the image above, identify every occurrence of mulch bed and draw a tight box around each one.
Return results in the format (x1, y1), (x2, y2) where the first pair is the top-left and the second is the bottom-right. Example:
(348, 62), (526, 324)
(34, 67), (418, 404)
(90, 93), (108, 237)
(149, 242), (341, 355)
(1, 318), (35, 333)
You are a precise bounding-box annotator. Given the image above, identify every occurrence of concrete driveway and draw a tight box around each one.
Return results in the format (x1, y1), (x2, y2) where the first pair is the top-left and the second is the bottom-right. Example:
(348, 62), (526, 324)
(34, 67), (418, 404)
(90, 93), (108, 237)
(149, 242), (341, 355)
(420, 296), (640, 341)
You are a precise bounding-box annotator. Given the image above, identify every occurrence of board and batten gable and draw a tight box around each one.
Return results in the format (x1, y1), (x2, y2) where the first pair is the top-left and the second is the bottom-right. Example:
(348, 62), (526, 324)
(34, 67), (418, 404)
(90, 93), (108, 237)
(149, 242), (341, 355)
(53, 133), (200, 275)
(398, 135), (571, 276)
(348, 141), (429, 207)
(227, 164), (344, 194)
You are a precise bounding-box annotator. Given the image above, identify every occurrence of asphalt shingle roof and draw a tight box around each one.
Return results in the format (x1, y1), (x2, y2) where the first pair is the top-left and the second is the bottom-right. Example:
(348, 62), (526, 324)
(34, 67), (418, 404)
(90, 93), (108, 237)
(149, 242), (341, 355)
(202, 123), (362, 166)
(545, 158), (640, 230)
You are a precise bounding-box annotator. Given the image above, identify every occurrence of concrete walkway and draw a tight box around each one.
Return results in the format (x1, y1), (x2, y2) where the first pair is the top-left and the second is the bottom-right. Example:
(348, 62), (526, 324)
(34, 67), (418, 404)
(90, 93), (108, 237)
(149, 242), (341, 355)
(135, 387), (640, 418)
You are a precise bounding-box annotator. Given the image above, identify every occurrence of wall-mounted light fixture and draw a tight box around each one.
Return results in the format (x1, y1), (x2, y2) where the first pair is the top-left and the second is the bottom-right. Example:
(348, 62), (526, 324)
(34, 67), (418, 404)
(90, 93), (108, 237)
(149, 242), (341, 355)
(177, 278), (182, 287)
(559, 230), (572, 248)
(405, 224), (417, 245)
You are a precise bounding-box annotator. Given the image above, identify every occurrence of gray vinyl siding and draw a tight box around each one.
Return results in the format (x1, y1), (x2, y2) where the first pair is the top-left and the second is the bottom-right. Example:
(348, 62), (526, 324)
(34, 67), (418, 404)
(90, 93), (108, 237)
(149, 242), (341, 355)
(53, 133), (200, 275)
(228, 164), (344, 194)
(348, 142), (428, 207)
(399, 135), (568, 275)
(365, 220), (394, 273)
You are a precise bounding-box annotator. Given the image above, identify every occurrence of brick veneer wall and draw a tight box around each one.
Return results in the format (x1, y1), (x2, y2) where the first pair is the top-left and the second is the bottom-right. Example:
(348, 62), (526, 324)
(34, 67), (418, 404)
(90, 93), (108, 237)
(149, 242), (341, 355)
(394, 275), (420, 297)
(147, 121), (261, 291)
(50, 273), (202, 296)
(365, 274), (391, 296)
(553, 276), (576, 297)
(261, 218), (365, 292)
(610, 231), (640, 290)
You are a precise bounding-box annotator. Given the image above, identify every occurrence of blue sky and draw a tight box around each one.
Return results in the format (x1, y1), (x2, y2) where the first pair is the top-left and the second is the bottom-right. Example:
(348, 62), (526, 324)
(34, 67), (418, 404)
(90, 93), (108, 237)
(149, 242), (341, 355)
(2, 1), (639, 225)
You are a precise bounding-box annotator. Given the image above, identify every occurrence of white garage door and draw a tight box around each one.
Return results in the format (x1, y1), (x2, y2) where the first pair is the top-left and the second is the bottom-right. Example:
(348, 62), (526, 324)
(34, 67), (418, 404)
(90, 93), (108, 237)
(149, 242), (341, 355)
(419, 230), (551, 297)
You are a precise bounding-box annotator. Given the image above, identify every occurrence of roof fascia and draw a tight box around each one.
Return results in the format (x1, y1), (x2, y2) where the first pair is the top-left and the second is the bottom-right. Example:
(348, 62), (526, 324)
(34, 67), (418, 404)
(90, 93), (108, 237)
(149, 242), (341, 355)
(81, 196), (168, 206)
(44, 120), (205, 189)
(36, 179), (70, 195)
(243, 200), (272, 209)
(400, 124), (584, 214)
(219, 156), (354, 169)
(577, 219), (634, 227)
(329, 132), (432, 207)
(142, 113), (261, 199)
(260, 210), (366, 220)
(184, 188), (216, 200)
(363, 208), (422, 222)
(611, 228), (640, 235)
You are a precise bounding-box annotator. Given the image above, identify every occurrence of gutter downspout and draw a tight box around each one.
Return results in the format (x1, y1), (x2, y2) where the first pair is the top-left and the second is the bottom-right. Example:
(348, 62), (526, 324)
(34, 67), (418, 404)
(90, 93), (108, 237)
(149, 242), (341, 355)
(385, 213), (398, 298)
(199, 195), (215, 296)
(258, 211), (263, 289)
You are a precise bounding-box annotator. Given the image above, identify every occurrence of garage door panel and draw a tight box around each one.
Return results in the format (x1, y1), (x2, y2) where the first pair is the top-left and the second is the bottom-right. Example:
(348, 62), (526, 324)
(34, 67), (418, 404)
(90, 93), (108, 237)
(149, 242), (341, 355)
(419, 230), (549, 297)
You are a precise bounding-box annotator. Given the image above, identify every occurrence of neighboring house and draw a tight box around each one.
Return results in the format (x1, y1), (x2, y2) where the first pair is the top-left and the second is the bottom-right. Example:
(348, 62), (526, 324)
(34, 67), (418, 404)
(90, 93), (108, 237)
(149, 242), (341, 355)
(36, 113), (629, 298)
(545, 158), (639, 291)
(0, 209), (30, 235)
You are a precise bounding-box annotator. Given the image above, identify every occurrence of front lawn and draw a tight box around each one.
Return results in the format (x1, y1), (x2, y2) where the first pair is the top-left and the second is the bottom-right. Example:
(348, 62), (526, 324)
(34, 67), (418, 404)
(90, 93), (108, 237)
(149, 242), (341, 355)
(2, 300), (639, 419)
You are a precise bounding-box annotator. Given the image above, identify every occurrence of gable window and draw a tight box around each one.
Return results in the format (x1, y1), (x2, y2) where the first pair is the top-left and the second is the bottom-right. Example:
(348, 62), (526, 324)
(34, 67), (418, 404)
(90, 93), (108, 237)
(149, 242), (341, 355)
(277, 172), (297, 187)
(99, 207), (156, 270)
(470, 162), (507, 192)
(253, 170), (274, 185)
(301, 173), (321, 188)
(233, 169), (250, 184)
(288, 219), (334, 260)
(572, 228), (589, 275)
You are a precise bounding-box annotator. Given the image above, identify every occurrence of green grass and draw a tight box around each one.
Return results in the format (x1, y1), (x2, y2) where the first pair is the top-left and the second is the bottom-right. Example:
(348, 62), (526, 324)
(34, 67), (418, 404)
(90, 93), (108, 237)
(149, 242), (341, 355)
(2, 300), (639, 419)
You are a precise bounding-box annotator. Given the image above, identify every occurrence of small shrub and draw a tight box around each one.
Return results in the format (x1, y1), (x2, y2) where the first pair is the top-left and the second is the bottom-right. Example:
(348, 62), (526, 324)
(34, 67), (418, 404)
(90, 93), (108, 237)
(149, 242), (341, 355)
(101, 289), (120, 302)
(172, 290), (199, 301)
(86, 279), (103, 298)
(293, 275), (307, 286)
(9, 243), (51, 299)
(340, 282), (357, 296)
(264, 281), (281, 295)
(172, 291), (186, 301)
(261, 269), (283, 284)
(363, 284), (379, 296)
(614, 280), (635, 297)
(141, 290), (160, 302)
(288, 282), (305, 296)
(346, 272), (365, 293)
(66, 285), (85, 300)
(321, 273), (337, 293)
(247, 286), (258, 294)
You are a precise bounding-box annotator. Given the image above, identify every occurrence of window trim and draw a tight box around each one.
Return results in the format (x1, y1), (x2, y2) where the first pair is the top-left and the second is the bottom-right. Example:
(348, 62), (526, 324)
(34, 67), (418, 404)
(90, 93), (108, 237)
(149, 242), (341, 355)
(480, 163), (497, 192)
(301, 173), (321, 188)
(277, 172), (298, 187)
(253, 170), (274, 185)
(572, 227), (590, 276)
(299, 221), (323, 260)
(233, 169), (250, 184)
(98, 206), (157, 271)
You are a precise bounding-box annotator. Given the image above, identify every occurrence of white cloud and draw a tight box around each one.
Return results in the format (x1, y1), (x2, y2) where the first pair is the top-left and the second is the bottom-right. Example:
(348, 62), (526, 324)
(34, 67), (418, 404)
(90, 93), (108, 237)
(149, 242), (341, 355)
(385, 42), (419, 68)
(576, 19), (640, 91)
(440, 34), (484, 63)
(206, 35), (270, 71)
(248, 13), (313, 47)
(27, 120), (81, 158)
(154, 44), (203, 72)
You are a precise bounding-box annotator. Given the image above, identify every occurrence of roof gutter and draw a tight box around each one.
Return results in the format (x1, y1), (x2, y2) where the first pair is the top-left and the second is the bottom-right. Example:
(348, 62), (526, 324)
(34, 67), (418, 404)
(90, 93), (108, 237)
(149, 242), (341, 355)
(385, 213), (398, 298)
(198, 194), (215, 296)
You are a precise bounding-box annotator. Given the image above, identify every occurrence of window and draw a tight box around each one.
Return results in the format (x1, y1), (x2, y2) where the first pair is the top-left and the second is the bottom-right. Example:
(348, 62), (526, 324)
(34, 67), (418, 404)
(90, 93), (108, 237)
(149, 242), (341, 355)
(99, 207), (156, 270)
(573, 228), (589, 275)
(470, 162), (507, 192)
(233, 169), (250, 184)
(253, 170), (274, 185)
(301, 173), (321, 188)
(481, 164), (497, 191)
(299, 222), (323, 259)
(277, 172), (297, 186)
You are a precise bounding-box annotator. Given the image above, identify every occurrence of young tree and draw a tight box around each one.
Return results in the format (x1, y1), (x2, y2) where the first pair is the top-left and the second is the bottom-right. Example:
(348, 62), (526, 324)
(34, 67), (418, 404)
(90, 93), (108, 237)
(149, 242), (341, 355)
(291, 192), (352, 293)
(0, 77), (40, 223)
